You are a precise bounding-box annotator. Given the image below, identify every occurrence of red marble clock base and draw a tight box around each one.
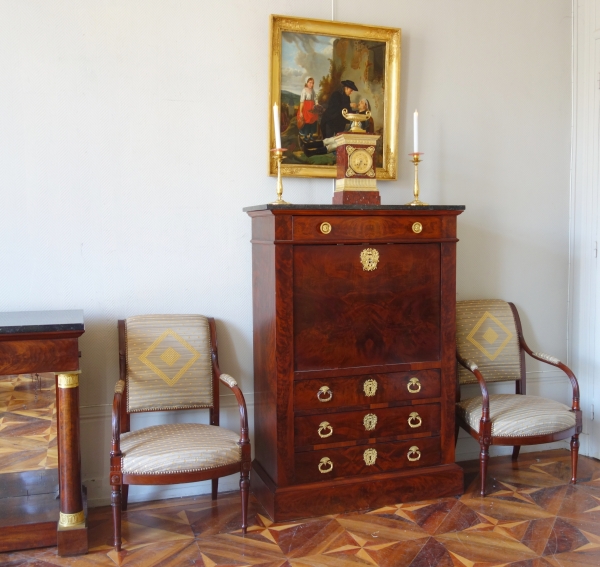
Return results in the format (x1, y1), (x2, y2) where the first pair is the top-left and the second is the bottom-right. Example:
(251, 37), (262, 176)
(332, 190), (381, 205)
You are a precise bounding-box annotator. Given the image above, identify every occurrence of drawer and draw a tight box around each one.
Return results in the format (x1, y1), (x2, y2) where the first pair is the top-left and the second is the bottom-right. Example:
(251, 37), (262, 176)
(294, 437), (441, 484)
(293, 370), (441, 412)
(293, 215), (441, 241)
(294, 403), (441, 447)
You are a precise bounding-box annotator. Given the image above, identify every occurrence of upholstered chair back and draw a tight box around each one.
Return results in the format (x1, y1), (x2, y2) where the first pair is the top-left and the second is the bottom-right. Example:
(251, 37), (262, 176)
(456, 300), (522, 385)
(125, 315), (214, 412)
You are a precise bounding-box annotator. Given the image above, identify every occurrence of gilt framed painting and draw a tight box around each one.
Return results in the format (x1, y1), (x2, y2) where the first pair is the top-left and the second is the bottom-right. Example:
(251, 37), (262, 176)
(269, 15), (401, 179)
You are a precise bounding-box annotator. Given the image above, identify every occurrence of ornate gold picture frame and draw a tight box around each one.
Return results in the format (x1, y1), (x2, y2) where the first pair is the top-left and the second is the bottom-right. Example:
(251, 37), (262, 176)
(269, 15), (401, 180)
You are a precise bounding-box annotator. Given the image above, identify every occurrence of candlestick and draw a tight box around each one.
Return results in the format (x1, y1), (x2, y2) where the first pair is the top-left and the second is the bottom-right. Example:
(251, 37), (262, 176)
(273, 103), (282, 149)
(413, 110), (419, 153)
(270, 148), (289, 205)
(406, 152), (428, 206)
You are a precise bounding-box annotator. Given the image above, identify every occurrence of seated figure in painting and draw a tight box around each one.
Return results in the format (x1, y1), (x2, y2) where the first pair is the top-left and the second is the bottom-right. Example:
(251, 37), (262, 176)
(319, 79), (358, 139)
(358, 98), (375, 134)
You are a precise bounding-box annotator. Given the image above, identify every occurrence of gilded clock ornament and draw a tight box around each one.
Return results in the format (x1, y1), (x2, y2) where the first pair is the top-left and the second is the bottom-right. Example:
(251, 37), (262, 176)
(348, 148), (373, 175)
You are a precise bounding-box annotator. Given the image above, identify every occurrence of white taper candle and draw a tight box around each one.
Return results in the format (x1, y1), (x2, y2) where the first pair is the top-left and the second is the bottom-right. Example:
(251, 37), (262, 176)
(273, 103), (282, 149)
(413, 109), (419, 153)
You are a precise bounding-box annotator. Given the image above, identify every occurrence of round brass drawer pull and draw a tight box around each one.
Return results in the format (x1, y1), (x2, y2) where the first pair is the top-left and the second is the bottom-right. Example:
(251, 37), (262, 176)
(407, 377), (421, 393)
(408, 412), (422, 428)
(318, 421), (333, 438)
(407, 446), (421, 461)
(320, 222), (332, 234)
(363, 378), (377, 397)
(412, 222), (423, 234)
(363, 448), (377, 466)
(363, 413), (377, 431)
(317, 385), (333, 402)
(318, 457), (333, 473)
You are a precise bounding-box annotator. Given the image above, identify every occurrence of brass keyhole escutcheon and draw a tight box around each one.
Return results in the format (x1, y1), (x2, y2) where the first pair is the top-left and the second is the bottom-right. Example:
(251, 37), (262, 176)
(318, 421), (333, 438)
(363, 413), (377, 431)
(407, 446), (421, 461)
(318, 457), (333, 473)
(317, 385), (333, 402)
(412, 222), (423, 234)
(408, 412), (422, 428)
(363, 379), (378, 397)
(360, 248), (379, 271)
(407, 377), (421, 393)
(363, 448), (378, 466)
(320, 222), (332, 234)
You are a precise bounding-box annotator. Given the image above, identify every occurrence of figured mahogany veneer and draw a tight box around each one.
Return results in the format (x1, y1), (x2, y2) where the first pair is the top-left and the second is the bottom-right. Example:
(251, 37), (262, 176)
(293, 370), (441, 411)
(294, 403), (441, 448)
(245, 205), (464, 521)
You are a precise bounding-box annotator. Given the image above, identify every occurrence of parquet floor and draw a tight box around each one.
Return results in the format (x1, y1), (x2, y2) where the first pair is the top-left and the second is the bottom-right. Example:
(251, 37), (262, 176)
(1, 449), (599, 567)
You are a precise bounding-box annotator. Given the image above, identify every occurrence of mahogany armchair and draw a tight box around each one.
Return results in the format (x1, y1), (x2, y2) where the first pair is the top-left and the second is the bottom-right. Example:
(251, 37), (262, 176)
(109, 315), (251, 551)
(455, 300), (582, 496)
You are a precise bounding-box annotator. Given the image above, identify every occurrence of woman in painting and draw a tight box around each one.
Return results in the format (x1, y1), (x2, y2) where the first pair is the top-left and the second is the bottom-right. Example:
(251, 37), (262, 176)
(297, 77), (319, 142)
(358, 98), (375, 134)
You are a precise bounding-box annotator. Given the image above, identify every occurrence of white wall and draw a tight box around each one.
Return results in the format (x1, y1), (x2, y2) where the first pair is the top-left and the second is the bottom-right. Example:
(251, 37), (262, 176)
(0, 1), (573, 506)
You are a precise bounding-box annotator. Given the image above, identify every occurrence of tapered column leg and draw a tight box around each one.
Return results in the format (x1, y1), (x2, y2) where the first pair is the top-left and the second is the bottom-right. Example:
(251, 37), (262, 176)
(212, 478), (219, 501)
(512, 446), (521, 461)
(111, 483), (122, 551)
(240, 469), (250, 534)
(56, 372), (88, 556)
(570, 434), (580, 484)
(479, 442), (489, 497)
(121, 484), (129, 511)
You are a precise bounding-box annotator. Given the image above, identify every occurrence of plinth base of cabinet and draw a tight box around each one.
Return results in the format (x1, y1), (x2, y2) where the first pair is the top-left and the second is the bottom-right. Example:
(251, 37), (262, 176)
(251, 459), (464, 523)
(57, 523), (88, 556)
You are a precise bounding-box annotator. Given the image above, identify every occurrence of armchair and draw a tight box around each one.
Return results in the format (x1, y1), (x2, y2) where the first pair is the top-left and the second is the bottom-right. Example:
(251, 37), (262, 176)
(456, 300), (582, 496)
(109, 315), (250, 551)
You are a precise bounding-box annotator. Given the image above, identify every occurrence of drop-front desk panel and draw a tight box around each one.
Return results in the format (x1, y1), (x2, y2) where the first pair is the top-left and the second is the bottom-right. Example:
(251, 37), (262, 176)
(244, 204), (465, 522)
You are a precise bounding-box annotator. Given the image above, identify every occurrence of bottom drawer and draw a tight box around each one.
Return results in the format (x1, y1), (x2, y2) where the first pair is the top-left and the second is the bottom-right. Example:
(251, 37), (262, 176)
(294, 437), (441, 484)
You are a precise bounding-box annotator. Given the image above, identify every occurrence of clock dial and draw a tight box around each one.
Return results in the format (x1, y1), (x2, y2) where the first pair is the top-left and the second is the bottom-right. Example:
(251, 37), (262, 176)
(349, 149), (373, 175)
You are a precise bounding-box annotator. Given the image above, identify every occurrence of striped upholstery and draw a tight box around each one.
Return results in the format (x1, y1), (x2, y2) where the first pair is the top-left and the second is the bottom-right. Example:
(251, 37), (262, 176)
(120, 423), (241, 474)
(456, 300), (522, 385)
(125, 315), (213, 412)
(457, 394), (576, 437)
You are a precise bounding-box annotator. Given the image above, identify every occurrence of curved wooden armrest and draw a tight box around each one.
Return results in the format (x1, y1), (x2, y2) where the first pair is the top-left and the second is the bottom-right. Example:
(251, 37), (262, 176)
(522, 347), (580, 410)
(457, 351), (491, 422)
(508, 301), (580, 411)
(111, 380), (125, 456)
(218, 373), (250, 446)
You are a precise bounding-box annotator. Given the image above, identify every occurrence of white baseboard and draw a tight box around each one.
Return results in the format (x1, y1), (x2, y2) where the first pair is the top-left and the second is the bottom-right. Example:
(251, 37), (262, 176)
(82, 369), (579, 508)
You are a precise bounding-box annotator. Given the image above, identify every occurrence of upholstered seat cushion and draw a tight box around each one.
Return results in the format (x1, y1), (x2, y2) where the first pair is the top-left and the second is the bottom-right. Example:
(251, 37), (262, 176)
(120, 423), (241, 474)
(456, 394), (576, 437)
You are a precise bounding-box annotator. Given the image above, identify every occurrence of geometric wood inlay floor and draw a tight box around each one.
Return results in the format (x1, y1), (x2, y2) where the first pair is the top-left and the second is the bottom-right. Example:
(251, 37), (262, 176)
(0, 373), (57, 474)
(1, 449), (599, 566)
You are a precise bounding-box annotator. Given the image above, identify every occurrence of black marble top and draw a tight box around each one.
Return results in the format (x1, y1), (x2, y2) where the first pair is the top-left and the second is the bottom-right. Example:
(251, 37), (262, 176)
(243, 204), (465, 212)
(0, 310), (84, 334)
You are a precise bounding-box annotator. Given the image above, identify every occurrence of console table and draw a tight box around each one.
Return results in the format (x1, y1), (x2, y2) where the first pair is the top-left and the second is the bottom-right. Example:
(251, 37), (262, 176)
(0, 311), (87, 556)
(245, 205), (465, 521)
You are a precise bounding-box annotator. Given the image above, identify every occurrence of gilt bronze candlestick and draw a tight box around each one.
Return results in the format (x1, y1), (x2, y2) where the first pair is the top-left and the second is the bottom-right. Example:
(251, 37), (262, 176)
(270, 148), (289, 205)
(406, 152), (428, 206)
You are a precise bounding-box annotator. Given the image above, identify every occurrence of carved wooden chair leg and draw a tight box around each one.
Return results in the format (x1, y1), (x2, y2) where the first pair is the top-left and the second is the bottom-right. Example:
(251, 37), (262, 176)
(111, 484), (122, 551)
(512, 446), (520, 461)
(240, 469), (250, 534)
(571, 434), (580, 484)
(212, 478), (218, 501)
(121, 484), (129, 511)
(479, 441), (489, 497)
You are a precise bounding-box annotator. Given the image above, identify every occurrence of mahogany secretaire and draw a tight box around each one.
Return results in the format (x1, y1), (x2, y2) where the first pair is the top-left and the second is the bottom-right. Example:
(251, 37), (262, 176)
(244, 204), (465, 521)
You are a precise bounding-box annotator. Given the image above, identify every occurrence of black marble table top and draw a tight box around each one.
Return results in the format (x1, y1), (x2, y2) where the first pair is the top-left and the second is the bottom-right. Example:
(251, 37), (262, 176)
(243, 204), (465, 212)
(0, 310), (84, 334)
